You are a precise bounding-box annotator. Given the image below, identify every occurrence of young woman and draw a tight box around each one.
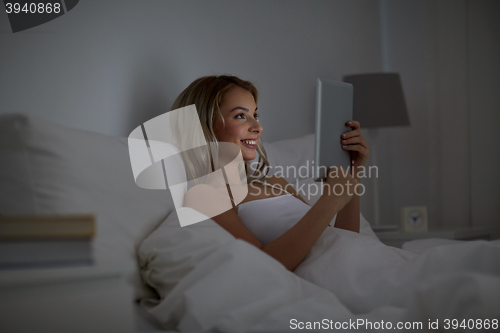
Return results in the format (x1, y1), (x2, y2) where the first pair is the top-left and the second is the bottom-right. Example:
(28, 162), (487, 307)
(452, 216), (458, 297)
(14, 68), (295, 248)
(172, 75), (369, 271)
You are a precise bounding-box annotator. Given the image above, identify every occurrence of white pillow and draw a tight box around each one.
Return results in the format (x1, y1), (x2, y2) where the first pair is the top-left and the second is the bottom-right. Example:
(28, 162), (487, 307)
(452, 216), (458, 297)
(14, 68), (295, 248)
(0, 114), (175, 299)
(262, 134), (315, 181)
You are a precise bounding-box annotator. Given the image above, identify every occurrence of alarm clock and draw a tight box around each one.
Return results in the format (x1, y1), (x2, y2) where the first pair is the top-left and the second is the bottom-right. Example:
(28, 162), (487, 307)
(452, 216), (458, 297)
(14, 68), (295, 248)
(401, 206), (428, 232)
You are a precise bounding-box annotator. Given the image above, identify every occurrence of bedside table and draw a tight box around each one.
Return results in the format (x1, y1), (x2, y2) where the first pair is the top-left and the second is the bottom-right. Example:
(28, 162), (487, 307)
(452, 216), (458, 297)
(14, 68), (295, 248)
(0, 265), (135, 333)
(375, 227), (493, 248)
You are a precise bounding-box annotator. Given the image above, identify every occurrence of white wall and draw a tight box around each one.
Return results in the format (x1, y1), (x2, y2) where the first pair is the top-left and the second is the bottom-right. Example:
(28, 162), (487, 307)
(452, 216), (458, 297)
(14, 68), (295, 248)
(467, 0), (500, 227)
(379, 0), (500, 228)
(0, 0), (382, 142)
(371, 0), (431, 227)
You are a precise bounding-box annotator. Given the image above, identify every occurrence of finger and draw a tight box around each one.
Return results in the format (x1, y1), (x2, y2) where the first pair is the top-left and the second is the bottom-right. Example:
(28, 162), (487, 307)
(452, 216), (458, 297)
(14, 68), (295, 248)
(341, 131), (368, 147)
(343, 147), (369, 163)
(342, 120), (363, 138)
(341, 136), (362, 144)
(341, 136), (368, 148)
(342, 144), (369, 156)
(341, 128), (362, 139)
(345, 120), (360, 130)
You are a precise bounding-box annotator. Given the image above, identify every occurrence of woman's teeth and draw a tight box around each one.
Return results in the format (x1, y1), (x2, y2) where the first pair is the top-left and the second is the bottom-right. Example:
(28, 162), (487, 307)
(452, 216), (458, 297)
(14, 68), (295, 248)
(242, 140), (256, 145)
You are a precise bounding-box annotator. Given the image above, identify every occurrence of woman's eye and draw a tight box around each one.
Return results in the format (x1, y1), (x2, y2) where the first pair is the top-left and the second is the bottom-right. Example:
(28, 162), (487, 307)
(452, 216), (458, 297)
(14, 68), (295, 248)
(254, 113), (260, 120)
(235, 113), (245, 119)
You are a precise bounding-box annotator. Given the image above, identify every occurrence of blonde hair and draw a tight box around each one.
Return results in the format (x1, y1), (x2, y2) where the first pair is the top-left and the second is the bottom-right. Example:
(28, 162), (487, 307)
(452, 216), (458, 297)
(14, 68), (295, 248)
(170, 75), (270, 184)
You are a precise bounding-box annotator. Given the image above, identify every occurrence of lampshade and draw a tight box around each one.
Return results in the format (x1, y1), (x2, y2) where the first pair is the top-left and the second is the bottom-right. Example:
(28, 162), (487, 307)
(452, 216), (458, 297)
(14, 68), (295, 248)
(342, 73), (410, 128)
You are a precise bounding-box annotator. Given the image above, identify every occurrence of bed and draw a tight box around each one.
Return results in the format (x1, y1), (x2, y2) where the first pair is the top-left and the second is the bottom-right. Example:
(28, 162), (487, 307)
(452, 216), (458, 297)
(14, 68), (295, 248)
(1, 113), (499, 332)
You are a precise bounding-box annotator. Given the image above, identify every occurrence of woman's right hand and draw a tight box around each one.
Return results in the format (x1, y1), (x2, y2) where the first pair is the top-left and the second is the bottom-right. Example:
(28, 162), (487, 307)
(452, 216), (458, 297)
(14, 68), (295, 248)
(322, 166), (358, 210)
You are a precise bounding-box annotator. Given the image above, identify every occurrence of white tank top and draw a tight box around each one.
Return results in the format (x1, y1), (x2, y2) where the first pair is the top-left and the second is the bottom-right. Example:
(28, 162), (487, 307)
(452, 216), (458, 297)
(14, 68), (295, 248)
(237, 181), (311, 245)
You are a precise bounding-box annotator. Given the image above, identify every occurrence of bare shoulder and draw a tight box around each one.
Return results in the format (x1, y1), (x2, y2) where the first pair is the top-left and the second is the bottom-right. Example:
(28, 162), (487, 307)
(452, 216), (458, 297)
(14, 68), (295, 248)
(185, 184), (226, 202)
(184, 184), (233, 216)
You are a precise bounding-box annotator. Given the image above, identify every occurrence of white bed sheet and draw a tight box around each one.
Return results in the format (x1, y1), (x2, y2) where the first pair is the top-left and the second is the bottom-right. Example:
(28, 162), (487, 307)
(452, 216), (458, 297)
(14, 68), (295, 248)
(401, 238), (467, 254)
(139, 214), (500, 332)
(134, 302), (171, 333)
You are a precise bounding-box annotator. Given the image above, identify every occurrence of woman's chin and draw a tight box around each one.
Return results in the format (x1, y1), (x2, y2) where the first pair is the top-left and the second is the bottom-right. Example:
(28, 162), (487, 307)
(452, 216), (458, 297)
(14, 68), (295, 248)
(242, 153), (256, 161)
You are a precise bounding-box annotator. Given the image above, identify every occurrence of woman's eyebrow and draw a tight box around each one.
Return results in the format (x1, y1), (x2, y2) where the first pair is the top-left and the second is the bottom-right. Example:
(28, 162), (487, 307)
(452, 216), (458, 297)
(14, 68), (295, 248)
(230, 106), (258, 112)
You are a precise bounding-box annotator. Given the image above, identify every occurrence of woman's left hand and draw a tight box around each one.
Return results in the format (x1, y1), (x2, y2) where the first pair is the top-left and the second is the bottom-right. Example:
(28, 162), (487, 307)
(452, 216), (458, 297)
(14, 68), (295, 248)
(341, 121), (369, 174)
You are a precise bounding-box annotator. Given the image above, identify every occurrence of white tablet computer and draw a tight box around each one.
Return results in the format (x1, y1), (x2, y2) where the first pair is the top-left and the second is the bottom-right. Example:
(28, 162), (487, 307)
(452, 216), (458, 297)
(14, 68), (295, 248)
(313, 78), (353, 181)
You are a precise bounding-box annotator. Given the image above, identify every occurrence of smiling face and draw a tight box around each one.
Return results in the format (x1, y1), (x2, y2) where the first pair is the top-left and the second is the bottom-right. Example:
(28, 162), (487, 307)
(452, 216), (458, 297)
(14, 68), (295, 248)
(214, 87), (263, 161)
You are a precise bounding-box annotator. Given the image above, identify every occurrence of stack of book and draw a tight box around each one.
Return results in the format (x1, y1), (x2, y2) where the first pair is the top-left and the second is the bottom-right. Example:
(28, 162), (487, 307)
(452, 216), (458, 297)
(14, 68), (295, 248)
(0, 215), (95, 269)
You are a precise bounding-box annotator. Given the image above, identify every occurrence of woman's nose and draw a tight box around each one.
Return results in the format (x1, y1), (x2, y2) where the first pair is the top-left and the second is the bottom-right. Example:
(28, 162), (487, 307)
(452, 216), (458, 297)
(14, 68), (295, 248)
(250, 118), (263, 133)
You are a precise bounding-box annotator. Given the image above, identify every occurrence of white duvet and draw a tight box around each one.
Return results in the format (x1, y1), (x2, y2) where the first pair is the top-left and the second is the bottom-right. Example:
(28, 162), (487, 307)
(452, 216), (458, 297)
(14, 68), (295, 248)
(139, 208), (500, 332)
